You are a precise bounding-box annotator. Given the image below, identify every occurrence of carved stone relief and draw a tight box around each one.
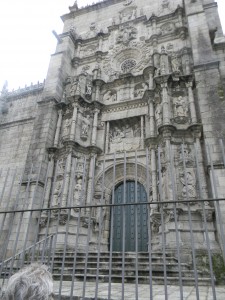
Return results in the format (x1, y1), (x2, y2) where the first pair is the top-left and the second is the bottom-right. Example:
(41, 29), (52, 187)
(103, 41), (152, 79)
(173, 96), (189, 124)
(109, 119), (141, 152)
(134, 82), (148, 98)
(52, 181), (63, 207)
(119, 6), (137, 23)
(80, 113), (91, 140)
(103, 90), (117, 102)
(171, 53), (181, 74)
(69, 77), (79, 97)
(155, 102), (162, 127)
(82, 45), (97, 57)
(160, 22), (175, 36)
(179, 169), (197, 200)
(63, 118), (71, 137)
(116, 25), (137, 45)
(73, 177), (83, 210)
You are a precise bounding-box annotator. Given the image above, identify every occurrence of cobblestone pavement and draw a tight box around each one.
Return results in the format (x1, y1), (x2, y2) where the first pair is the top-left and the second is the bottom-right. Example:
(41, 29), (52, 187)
(53, 281), (225, 299)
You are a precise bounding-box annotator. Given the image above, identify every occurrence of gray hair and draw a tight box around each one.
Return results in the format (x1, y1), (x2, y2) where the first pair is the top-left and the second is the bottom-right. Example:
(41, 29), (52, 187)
(3, 263), (54, 300)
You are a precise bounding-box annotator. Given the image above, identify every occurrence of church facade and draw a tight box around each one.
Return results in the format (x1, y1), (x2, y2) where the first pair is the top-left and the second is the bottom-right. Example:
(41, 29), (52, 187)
(1, 0), (225, 260)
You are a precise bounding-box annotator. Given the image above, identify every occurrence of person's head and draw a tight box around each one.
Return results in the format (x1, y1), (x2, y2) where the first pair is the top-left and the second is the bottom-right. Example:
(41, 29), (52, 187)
(3, 263), (54, 300)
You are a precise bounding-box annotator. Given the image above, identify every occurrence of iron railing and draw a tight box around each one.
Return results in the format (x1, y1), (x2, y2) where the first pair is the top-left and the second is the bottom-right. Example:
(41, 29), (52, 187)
(0, 139), (225, 299)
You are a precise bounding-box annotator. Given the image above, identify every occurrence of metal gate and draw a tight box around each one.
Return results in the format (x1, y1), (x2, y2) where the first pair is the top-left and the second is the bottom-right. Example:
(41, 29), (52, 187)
(112, 181), (148, 252)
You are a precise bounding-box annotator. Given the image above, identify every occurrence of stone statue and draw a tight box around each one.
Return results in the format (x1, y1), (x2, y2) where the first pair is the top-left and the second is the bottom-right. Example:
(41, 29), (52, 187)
(133, 123), (141, 137)
(171, 54), (180, 73)
(73, 178), (83, 209)
(134, 83), (148, 98)
(174, 96), (188, 119)
(103, 90), (117, 102)
(155, 103), (162, 127)
(81, 115), (90, 138)
(85, 81), (92, 97)
(180, 171), (196, 199)
(70, 79), (78, 96)
(64, 118), (71, 136)
(53, 181), (62, 207)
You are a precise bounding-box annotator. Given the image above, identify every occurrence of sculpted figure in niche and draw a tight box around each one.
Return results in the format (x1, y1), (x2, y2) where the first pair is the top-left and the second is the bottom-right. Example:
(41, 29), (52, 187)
(70, 78), (78, 96)
(171, 54), (181, 74)
(53, 181), (62, 207)
(180, 170), (196, 199)
(155, 103), (162, 127)
(120, 8), (137, 23)
(63, 118), (71, 136)
(103, 90), (117, 102)
(133, 123), (141, 137)
(85, 81), (92, 98)
(73, 177), (83, 209)
(134, 83), (148, 98)
(174, 96), (188, 119)
(81, 115), (91, 139)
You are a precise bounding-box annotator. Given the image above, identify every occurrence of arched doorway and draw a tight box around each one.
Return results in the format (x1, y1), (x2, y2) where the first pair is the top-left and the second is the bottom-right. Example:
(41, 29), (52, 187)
(111, 181), (148, 252)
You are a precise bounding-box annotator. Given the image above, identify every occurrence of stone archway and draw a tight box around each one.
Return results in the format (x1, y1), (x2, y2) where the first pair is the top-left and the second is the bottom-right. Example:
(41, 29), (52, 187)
(95, 162), (150, 252)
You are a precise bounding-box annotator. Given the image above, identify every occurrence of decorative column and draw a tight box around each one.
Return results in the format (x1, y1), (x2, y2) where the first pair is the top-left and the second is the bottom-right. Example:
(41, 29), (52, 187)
(54, 110), (63, 147)
(151, 146), (158, 210)
(186, 81), (197, 124)
(193, 130), (208, 200)
(91, 108), (100, 146)
(43, 154), (55, 209)
(86, 153), (96, 207)
(61, 152), (72, 207)
(95, 84), (100, 102)
(161, 81), (170, 125)
(141, 116), (144, 149)
(148, 99), (155, 137)
(105, 121), (110, 153)
(70, 101), (79, 141)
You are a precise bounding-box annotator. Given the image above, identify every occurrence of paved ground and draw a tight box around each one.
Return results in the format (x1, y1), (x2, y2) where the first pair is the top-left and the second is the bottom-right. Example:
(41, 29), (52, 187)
(53, 281), (225, 299)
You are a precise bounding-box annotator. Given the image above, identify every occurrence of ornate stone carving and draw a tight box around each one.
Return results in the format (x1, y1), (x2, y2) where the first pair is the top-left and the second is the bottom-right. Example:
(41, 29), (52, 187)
(179, 169), (197, 200)
(73, 177), (83, 210)
(121, 58), (137, 73)
(82, 45), (97, 57)
(109, 120), (141, 152)
(171, 53), (181, 74)
(69, 78), (79, 97)
(63, 118), (71, 136)
(173, 96), (189, 124)
(116, 25), (137, 45)
(52, 181), (63, 207)
(103, 90), (117, 102)
(119, 7), (137, 23)
(80, 114), (91, 140)
(155, 102), (162, 127)
(177, 145), (195, 167)
(103, 41), (152, 79)
(160, 22), (175, 36)
(134, 82), (148, 98)
(85, 80), (92, 100)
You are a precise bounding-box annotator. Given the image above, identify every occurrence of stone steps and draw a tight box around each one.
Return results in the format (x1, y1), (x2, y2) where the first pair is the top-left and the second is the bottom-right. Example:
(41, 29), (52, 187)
(0, 251), (212, 286)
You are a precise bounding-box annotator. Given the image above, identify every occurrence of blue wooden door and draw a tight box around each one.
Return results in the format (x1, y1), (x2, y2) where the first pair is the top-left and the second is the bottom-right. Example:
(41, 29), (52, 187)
(112, 181), (148, 252)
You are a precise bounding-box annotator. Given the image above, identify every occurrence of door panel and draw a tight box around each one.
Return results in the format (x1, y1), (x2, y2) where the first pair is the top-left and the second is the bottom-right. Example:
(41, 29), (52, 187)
(112, 181), (148, 252)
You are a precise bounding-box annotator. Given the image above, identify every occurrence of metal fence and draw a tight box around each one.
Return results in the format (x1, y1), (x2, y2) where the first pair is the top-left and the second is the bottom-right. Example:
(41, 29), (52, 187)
(0, 140), (225, 299)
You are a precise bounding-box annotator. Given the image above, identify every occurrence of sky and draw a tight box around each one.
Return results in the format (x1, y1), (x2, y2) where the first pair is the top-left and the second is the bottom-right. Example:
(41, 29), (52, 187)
(0, 0), (224, 92)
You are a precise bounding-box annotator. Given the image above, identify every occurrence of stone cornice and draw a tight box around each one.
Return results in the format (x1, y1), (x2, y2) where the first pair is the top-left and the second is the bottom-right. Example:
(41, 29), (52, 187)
(1, 82), (45, 101)
(102, 98), (147, 114)
(0, 117), (35, 128)
(61, 0), (124, 22)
